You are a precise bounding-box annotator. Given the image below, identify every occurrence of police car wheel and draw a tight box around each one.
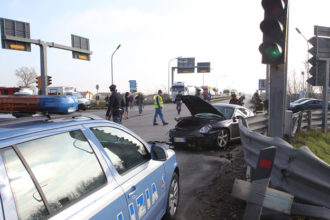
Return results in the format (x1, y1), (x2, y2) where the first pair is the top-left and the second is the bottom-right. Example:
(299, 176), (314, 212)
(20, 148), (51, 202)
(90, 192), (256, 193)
(215, 129), (229, 149)
(164, 172), (179, 220)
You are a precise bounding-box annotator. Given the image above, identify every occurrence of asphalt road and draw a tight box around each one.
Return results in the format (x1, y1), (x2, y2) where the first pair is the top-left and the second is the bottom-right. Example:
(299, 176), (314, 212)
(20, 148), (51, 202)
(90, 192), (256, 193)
(88, 99), (241, 220)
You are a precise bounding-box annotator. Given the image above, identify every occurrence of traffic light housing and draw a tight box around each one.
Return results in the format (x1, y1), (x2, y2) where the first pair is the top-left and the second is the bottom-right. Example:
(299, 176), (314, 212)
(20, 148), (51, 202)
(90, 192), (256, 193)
(259, 0), (289, 64)
(47, 76), (52, 86)
(36, 76), (41, 89)
(307, 37), (326, 86)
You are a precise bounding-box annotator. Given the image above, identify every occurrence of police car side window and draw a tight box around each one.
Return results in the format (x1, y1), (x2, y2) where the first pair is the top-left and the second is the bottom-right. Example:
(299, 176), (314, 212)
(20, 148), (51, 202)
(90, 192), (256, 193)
(91, 127), (151, 175)
(14, 130), (107, 214)
(1, 148), (49, 220)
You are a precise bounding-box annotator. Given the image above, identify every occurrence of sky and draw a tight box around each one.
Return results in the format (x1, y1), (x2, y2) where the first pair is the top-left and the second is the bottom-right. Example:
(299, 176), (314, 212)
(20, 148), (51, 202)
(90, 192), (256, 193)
(0, 0), (329, 95)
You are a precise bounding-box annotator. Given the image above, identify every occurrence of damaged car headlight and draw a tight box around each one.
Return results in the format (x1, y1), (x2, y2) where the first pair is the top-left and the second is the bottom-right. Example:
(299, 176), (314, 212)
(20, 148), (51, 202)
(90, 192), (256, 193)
(200, 124), (212, 134)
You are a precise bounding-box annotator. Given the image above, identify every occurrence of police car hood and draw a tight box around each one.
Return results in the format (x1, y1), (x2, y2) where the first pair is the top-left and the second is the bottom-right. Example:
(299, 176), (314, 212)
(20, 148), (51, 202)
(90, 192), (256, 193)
(181, 95), (224, 117)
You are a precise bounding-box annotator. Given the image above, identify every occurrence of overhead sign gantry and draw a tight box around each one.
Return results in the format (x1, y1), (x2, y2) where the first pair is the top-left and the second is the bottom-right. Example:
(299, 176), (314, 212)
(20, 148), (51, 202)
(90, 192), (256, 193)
(0, 17), (92, 95)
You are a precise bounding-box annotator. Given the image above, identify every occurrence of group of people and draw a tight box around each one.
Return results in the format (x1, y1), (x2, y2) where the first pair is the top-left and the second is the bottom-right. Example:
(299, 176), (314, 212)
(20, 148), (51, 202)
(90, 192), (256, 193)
(105, 84), (145, 124)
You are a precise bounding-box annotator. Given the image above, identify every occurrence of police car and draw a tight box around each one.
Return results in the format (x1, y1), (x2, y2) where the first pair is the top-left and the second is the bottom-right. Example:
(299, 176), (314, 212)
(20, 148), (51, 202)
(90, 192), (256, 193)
(0, 96), (180, 220)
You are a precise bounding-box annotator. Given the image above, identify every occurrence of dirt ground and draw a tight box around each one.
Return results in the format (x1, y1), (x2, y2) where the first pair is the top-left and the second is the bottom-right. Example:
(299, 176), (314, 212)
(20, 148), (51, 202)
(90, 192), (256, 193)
(179, 145), (247, 220)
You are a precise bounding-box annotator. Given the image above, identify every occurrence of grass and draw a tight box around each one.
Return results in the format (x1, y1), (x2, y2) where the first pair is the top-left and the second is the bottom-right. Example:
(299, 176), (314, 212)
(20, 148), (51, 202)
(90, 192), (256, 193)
(289, 130), (330, 165)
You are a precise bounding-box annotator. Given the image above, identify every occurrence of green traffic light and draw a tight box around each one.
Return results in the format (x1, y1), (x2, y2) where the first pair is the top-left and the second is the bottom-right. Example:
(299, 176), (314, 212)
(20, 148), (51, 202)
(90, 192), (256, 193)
(259, 42), (283, 64)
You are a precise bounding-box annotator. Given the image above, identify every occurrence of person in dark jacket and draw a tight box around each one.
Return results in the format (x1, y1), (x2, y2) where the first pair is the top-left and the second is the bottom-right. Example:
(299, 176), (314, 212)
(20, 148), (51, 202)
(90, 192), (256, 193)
(175, 90), (183, 115)
(135, 92), (144, 115)
(106, 84), (125, 123)
(229, 93), (239, 105)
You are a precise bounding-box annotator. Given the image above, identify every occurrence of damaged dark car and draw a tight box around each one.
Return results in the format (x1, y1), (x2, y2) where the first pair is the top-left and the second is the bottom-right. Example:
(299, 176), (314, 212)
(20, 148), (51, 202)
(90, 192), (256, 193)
(169, 95), (254, 149)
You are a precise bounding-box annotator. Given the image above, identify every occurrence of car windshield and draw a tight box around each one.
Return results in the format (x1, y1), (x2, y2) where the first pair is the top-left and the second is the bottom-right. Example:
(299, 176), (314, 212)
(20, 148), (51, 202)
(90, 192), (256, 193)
(172, 86), (184, 92)
(293, 98), (309, 104)
(195, 113), (223, 119)
(65, 92), (83, 98)
(213, 106), (234, 119)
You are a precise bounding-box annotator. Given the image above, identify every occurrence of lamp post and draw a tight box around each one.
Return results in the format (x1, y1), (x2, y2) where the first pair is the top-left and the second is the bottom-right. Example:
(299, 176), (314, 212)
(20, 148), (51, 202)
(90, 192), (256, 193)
(111, 44), (121, 85)
(296, 28), (310, 97)
(168, 56), (182, 94)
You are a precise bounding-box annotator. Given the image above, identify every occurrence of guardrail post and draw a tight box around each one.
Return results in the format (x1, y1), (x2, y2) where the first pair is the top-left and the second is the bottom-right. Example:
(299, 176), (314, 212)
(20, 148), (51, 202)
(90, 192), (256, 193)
(297, 112), (303, 132)
(307, 111), (312, 130)
(243, 147), (277, 220)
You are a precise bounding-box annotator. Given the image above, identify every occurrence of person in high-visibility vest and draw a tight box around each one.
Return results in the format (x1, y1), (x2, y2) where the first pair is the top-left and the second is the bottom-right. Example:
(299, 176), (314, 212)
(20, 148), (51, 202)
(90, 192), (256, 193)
(255, 96), (264, 114)
(153, 90), (168, 125)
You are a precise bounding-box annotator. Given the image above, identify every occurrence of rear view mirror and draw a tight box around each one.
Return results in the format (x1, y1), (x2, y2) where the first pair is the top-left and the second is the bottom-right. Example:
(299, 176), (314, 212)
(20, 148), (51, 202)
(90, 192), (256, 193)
(151, 144), (168, 161)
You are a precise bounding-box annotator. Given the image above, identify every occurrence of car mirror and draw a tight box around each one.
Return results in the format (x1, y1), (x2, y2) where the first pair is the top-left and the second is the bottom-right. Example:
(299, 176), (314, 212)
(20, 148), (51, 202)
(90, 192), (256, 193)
(150, 144), (168, 161)
(232, 116), (237, 123)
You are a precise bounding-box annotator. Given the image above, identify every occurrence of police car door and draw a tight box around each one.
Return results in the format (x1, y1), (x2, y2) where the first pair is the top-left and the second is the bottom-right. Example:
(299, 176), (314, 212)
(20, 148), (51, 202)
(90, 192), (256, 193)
(88, 126), (167, 220)
(0, 127), (129, 220)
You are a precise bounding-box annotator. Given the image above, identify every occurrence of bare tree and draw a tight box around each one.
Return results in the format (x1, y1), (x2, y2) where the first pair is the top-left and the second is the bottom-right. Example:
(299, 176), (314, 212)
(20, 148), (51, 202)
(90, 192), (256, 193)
(15, 66), (37, 87)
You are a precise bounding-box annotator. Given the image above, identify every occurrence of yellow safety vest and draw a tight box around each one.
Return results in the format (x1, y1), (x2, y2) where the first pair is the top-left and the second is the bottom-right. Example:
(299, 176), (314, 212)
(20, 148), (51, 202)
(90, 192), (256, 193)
(154, 95), (164, 109)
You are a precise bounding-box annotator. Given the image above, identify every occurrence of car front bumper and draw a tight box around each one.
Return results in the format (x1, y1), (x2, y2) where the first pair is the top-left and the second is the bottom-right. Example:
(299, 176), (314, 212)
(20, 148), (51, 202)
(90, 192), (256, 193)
(169, 129), (218, 148)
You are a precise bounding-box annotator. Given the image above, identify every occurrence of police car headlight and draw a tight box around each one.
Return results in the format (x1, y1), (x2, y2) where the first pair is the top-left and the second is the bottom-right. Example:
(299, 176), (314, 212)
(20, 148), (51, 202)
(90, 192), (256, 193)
(200, 125), (212, 134)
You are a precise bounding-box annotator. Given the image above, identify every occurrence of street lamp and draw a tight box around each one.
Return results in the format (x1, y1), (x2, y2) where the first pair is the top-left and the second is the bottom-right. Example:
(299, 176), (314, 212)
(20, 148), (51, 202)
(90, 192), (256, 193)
(296, 27), (310, 96)
(111, 44), (121, 84)
(168, 56), (182, 94)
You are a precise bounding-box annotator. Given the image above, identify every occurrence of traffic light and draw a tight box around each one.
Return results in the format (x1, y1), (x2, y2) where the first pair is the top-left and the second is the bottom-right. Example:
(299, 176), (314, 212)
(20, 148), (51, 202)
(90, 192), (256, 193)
(36, 76), (41, 89)
(259, 0), (289, 64)
(47, 76), (52, 86)
(307, 37), (326, 86)
(262, 79), (266, 88)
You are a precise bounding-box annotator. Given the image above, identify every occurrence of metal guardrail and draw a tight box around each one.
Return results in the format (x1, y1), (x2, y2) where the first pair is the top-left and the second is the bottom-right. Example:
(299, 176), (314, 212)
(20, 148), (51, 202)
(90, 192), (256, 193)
(238, 121), (330, 218)
(246, 113), (268, 135)
(247, 110), (330, 136)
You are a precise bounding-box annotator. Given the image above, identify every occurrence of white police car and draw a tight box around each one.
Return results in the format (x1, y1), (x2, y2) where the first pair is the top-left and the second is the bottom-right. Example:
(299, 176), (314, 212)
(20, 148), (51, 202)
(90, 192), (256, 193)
(0, 97), (179, 220)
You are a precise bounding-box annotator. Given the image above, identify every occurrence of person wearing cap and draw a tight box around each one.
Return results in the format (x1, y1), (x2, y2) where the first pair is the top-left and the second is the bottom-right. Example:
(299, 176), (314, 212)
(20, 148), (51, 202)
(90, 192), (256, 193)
(153, 90), (168, 125)
(106, 84), (125, 123)
(195, 88), (203, 99)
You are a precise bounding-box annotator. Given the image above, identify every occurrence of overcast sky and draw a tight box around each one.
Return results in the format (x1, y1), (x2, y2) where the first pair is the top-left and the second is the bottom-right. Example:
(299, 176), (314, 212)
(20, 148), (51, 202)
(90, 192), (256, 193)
(0, 0), (329, 94)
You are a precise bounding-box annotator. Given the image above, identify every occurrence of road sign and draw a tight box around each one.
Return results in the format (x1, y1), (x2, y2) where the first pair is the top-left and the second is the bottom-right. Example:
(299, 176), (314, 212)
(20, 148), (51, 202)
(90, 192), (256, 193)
(259, 79), (266, 90)
(177, 57), (195, 73)
(71, 34), (90, 61)
(129, 80), (137, 92)
(1, 18), (31, 52)
(197, 62), (210, 73)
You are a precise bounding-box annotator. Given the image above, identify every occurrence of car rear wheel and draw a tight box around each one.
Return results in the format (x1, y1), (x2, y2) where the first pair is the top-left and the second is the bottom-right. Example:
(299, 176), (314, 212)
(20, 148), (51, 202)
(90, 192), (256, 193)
(164, 172), (179, 220)
(216, 129), (229, 149)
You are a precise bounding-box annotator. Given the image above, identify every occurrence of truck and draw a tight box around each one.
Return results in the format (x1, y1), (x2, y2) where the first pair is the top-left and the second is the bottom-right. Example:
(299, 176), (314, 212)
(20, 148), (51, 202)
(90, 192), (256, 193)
(171, 82), (186, 102)
(48, 86), (91, 110)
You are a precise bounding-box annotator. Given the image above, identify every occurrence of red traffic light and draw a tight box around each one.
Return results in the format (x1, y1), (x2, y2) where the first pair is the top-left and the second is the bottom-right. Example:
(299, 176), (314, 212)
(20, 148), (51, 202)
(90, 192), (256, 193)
(262, 0), (285, 17)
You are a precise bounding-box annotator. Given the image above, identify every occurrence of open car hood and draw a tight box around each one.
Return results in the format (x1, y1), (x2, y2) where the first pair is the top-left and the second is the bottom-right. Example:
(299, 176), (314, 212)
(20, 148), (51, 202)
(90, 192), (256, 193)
(181, 95), (224, 117)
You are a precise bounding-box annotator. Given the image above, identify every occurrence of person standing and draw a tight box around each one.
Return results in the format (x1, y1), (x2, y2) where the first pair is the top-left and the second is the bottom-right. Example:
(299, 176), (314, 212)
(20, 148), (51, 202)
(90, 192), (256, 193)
(106, 84), (125, 123)
(229, 93), (239, 105)
(124, 92), (130, 119)
(175, 90), (183, 115)
(135, 92), (144, 115)
(195, 88), (203, 99)
(153, 90), (168, 125)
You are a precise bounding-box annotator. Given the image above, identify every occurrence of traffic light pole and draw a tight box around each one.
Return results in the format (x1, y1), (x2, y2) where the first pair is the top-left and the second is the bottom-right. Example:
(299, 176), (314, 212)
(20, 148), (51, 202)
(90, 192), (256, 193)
(268, 64), (287, 137)
(39, 41), (48, 95)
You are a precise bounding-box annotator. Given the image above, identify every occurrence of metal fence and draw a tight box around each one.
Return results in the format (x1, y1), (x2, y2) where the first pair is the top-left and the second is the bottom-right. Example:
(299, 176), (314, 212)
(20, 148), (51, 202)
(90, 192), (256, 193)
(238, 121), (330, 218)
(247, 110), (330, 136)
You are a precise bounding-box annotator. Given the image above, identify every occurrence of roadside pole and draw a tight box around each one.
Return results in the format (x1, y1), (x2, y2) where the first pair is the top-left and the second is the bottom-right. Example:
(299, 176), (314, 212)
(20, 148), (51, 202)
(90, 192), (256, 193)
(268, 64), (287, 137)
(321, 59), (329, 133)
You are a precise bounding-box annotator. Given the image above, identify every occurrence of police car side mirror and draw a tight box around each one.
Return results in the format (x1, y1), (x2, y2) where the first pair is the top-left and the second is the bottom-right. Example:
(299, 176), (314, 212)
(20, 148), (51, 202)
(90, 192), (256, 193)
(150, 144), (168, 161)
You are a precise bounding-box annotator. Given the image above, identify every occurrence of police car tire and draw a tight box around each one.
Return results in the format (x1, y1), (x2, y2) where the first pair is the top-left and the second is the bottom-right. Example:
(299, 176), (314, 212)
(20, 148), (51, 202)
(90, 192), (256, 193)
(164, 172), (179, 220)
